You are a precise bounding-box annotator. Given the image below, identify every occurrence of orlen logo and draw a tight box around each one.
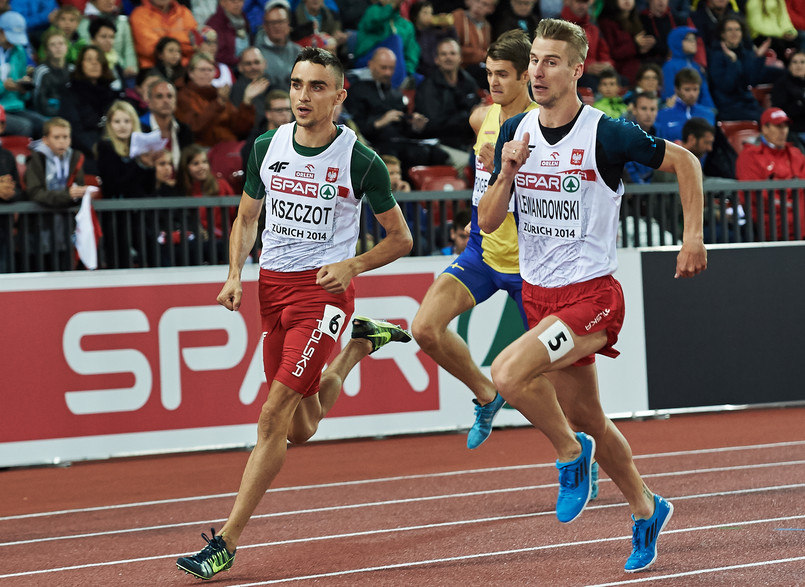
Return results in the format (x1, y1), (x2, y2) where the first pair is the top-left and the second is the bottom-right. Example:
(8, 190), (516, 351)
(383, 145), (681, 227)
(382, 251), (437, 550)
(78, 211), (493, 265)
(295, 163), (316, 179)
(515, 173), (561, 192)
(270, 175), (318, 198)
(540, 151), (560, 167)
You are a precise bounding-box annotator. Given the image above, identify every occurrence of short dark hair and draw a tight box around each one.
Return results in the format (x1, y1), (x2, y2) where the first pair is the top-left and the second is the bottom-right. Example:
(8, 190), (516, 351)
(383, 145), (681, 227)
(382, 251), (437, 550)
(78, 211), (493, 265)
(674, 67), (702, 88)
(293, 47), (345, 89)
(598, 66), (619, 82)
(682, 117), (715, 142)
(89, 16), (116, 39)
(486, 28), (531, 76)
(634, 91), (658, 106)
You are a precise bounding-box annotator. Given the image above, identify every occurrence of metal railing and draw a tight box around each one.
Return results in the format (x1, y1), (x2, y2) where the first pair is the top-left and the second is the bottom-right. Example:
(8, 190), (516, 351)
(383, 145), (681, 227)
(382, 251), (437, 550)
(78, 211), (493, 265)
(1, 179), (803, 272)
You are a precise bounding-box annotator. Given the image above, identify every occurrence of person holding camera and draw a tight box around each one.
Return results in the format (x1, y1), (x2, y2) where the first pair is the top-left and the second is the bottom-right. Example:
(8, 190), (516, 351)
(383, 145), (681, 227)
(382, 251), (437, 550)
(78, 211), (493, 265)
(0, 12), (48, 139)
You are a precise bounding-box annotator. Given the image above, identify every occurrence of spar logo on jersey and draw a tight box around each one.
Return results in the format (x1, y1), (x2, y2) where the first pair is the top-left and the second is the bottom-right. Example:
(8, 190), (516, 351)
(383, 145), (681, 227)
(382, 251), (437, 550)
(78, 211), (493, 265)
(326, 167), (339, 182)
(515, 172), (561, 192)
(269, 175), (318, 198)
(540, 151), (561, 167)
(571, 149), (584, 165)
(295, 163), (315, 179)
(319, 184), (337, 200)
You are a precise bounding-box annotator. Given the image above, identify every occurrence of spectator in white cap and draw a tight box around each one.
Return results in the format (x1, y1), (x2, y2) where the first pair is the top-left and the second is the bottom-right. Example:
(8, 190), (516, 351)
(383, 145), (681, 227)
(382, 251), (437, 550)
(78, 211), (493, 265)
(0, 11), (48, 138)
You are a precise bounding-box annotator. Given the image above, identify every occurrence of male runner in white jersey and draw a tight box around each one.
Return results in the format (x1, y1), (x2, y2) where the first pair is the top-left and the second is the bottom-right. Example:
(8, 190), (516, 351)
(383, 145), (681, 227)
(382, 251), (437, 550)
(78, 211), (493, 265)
(412, 30), (536, 449)
(479, 20), (707, 572)
(176, 47), (413, 581)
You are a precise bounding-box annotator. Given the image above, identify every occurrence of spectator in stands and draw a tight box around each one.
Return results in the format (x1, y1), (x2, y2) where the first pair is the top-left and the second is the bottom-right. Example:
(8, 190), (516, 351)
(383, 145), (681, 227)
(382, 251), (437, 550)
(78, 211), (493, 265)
(347, 47), (451, 170)
(152, 36), (186, 85)
(205, 0), (252, 71)
(690, 0), (741, 50)
(141, 78), (193, 168)
(291, 0), (348, 60)
(59, 45), (121, 169)
(89, 17), (127, 91)
(708, 14), (782, 122)
(410, 1), (457, 79)
(772, 49), (805, 143)
(254, 0), (302, 93)
(745, 0), (798, 66)
(176, 143), (235, 261)
(491, 0), (539, 42)
(24, 117), (89, 271)
(680, 116), (716, 163)
(231, 46), (269, 126)
(662, 26), (715, 111)
(655, 68), (716, 143)
(0, 106), (23, 274)
(0, 13), (46, 139)
(561, 0), (615, 89)
(38, 6), (87, 64)
(191, 25), (235, 88)
(241, 88), (292, 162)
(97, 100), (157, 199)
(191, 0), (218, 28)
(176, 52), (264, 146)
(593, 67), (628, 119)
(338, 0), (372, 31)
(32, 29), (73, 118)
(624, 92), (660, 183)
(414, 37), (480, 173)
(597, 0), (656, 85)
(440, 207), (471, 254)
(639, 0), (704, 68)
(123, 69), (163, 117)
(354, 0), (419, 89)
(97, 100), (159, 266)
(623, 62), (664, 107)
(150, 147), (200, 266)
(11, 0), (57, 47)
(736, 107), (805, 240)
(130, 0), (197, 69)
(451, 0), (496, 89)
(78, 0), (138, 80)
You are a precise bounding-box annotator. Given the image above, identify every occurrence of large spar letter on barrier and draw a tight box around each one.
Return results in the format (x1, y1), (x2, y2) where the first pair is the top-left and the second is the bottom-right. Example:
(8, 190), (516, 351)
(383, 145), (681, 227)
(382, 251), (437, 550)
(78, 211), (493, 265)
(158, 306), (248, 410)
(63, 310), (152, 415)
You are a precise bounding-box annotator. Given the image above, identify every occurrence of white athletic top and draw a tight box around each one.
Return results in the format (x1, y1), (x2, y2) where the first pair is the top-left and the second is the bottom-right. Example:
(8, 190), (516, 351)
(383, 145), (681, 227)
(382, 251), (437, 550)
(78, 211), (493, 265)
(258, 123), (361, 272)
(512, 107), (624, 287)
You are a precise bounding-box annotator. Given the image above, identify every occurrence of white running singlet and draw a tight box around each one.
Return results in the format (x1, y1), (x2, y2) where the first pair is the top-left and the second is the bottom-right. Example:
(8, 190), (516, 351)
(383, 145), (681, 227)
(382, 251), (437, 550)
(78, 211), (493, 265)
(513, 107), (623, 288)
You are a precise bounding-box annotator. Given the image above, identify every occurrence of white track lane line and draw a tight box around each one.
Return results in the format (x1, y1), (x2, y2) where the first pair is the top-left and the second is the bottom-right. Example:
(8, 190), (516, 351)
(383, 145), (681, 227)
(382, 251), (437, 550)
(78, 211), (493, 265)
(3, 439), (804, 522)
(1, 489), (804, 580)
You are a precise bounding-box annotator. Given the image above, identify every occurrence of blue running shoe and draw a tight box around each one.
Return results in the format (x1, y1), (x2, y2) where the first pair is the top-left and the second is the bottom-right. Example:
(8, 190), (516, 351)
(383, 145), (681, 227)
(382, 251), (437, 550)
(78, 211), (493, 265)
(590, 460), (600, 500)
(176, 528), (236, 580)
(624, 494), (674, 573)
(555, 432), (596, 523)
(467, 393), (506, 449)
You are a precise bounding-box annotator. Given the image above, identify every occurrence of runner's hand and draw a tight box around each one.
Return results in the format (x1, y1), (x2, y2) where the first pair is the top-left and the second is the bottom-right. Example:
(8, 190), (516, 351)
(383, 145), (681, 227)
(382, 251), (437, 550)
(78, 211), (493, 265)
(217, 278), (243, 311)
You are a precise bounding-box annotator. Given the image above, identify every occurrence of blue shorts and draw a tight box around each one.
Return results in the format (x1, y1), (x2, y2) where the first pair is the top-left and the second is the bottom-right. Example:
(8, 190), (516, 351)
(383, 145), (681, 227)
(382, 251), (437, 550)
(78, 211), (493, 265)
(442, 246), (527, 328)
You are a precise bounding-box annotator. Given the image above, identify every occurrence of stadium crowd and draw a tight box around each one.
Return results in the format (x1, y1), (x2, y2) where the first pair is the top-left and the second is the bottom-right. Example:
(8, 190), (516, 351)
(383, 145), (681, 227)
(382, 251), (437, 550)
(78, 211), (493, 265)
(0, 0), (804, 271)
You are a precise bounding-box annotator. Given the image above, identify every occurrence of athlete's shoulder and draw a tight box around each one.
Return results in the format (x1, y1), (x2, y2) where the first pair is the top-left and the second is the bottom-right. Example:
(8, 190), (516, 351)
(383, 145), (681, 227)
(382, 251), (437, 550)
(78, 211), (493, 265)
(500, 110), (530, 141)
(470, 103), (492, 134)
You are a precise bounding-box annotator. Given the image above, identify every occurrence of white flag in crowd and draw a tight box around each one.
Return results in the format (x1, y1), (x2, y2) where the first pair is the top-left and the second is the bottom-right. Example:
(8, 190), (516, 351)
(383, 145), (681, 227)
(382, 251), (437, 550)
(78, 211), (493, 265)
(74, 186), (99, 270)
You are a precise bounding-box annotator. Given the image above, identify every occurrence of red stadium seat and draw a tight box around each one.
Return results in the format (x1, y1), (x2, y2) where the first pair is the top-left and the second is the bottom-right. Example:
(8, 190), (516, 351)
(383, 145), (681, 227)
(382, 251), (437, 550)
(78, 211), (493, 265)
(718, 120), (760, 155)
(420, 176), (468, 192)
(1, 134), (31, 180)
(402, 88), (416, 115)
(750, 84), (773, 109)
(578, 86), (595, 105)
(208, 140), (246, 193)
(407, 165), (458, 190)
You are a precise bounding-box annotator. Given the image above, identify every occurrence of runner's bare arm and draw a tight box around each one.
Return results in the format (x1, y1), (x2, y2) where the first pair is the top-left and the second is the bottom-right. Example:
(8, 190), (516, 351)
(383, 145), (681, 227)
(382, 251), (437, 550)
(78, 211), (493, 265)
(217, 194), (264, 311)
(657, 141), (707, 278)
(478, 131), (530, 233)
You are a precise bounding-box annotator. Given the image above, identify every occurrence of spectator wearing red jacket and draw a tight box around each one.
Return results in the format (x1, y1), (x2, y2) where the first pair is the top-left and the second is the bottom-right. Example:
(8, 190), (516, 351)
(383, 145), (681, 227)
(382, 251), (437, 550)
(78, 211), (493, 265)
(736, 107), (805, 240)
(560, 0), (615, 89)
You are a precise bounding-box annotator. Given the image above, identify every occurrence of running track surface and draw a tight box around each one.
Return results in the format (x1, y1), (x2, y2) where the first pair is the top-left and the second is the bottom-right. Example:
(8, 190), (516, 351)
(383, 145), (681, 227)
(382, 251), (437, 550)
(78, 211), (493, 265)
(2, 406), (805, 586)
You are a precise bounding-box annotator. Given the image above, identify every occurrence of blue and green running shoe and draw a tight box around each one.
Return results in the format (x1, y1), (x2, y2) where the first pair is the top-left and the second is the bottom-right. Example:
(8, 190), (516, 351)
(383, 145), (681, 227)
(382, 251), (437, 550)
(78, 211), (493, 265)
(351, 316), (412, 354)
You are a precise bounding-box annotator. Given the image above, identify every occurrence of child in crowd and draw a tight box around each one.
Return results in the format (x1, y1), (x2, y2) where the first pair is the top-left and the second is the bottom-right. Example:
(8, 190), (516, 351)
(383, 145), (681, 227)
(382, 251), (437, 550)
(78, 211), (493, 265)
(152, 148), (198, 266)
(89, 17), (127, 91)
(177, 144), (234, 262)
(655, 68), (716, 143)
(662, 26), (715, 111)
(593, 67), (629, 119)
(0, 11), (48, 139)
(24, 117), (90, 271)
(38, 6), (86, 64)
(153, 36), (186, 86)
(0, 105), (23, 273)
(32, 29), (74, 117)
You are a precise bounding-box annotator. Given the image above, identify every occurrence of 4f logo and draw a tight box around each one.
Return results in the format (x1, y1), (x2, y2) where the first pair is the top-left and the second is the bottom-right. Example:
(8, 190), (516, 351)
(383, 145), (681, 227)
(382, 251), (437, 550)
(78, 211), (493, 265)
(268, 161), (289, 172)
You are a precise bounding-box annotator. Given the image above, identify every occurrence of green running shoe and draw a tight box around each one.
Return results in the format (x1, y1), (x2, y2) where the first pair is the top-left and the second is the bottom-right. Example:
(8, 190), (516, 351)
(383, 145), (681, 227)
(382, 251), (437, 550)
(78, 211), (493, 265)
(176, 528), (235, 580)
(351, 316), (412, 354)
